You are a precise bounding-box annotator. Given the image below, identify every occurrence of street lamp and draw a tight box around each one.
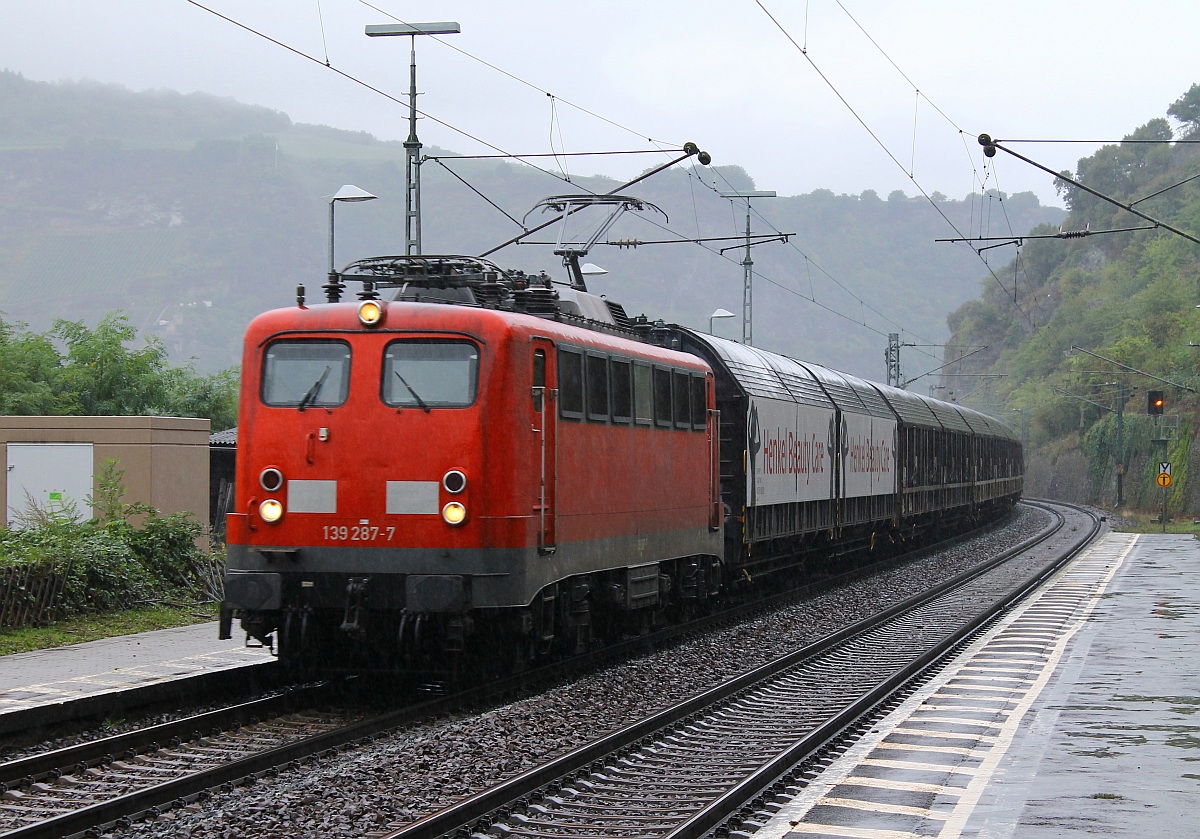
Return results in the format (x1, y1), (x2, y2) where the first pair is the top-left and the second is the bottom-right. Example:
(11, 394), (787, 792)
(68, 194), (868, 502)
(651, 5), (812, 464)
(709, 308), (736, 335)
(366, 21), (460, 256)
(718, 190), (776, 346)
(326, 184), (377, 302)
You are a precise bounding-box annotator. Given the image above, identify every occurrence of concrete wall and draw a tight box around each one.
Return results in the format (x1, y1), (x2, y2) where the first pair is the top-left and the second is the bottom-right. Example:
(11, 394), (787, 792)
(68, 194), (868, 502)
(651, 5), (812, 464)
(0, 416), (210, 527)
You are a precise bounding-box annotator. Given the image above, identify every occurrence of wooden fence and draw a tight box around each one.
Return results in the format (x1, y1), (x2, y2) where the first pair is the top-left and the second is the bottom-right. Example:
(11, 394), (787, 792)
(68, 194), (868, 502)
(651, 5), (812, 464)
(0, 559), (74, 629)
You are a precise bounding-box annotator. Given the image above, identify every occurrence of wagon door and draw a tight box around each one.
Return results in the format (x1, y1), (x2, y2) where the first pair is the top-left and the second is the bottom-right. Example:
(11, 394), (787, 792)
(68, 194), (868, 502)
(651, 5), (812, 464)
(531, 339), (557, 553)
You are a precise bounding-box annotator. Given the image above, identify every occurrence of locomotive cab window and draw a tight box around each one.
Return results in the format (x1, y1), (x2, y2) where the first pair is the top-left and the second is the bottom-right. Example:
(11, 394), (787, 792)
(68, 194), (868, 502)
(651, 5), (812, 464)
(382, 340), (479, 408)
(262, 340), (351, 408)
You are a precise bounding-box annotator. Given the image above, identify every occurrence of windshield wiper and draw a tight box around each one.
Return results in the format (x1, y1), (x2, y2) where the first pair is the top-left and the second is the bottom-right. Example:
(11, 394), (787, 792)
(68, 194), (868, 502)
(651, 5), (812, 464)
(394, 369), (431, 413)
(298, 365), (332, 412)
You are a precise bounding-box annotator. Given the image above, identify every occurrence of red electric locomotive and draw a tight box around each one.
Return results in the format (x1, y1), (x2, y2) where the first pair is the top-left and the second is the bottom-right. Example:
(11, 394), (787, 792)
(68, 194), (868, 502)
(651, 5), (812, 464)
(220, 255), (723, 673)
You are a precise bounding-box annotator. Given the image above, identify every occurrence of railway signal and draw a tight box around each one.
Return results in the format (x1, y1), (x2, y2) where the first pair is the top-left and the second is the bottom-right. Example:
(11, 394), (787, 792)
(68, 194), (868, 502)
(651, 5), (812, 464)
(1148, 390), (1165, 415)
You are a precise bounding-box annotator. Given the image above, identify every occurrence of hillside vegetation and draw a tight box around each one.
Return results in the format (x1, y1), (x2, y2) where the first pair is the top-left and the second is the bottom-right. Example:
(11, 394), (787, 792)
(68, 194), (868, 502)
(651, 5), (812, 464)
(946, 84), (1200, 514)
(0, 70), (1062, 379)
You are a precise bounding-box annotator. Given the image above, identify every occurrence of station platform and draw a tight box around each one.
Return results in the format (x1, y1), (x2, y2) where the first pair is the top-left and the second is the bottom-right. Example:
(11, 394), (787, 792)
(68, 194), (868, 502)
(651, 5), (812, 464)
(757, 530), (1198, 838)
(0, 622), (274, 737)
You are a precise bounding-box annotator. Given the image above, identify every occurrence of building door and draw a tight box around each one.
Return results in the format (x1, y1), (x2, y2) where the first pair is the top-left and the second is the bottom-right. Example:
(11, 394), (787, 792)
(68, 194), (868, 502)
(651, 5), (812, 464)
(6, 443), (93, 527)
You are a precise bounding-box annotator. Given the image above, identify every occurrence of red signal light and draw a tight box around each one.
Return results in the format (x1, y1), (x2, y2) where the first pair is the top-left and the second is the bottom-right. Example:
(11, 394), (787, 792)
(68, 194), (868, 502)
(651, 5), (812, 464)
(1148, 391), (1165, 415)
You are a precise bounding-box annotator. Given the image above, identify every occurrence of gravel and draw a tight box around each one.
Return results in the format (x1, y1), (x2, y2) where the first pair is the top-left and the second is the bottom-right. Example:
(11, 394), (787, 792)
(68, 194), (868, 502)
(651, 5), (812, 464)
(116, 505), (1049, 839)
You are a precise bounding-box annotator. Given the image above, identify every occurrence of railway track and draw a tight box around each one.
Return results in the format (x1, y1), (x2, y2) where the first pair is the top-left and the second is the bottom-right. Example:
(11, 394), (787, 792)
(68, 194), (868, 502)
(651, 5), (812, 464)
(0, 503), (1080, 838)
(0, 685), (351, 838)
(366, 501), (1100, 839)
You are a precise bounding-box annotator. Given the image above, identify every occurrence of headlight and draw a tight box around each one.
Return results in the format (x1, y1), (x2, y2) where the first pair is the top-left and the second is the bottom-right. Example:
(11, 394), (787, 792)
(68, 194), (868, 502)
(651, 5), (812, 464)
(442, 501), (467, 526)
(260, 467), (284, 492)
(358, 300), (385, 327)
(260, 499), (284, 523)
(443, 470), (467, 494)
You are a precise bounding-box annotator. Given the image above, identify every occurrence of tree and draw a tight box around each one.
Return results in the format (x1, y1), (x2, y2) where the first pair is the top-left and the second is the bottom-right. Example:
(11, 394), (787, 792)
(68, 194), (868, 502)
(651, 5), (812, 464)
(53, 314), (170, 415)
(0, 313), (238, 424)
(1167, 83), (1200, 133)
(0, 319), (65, 414)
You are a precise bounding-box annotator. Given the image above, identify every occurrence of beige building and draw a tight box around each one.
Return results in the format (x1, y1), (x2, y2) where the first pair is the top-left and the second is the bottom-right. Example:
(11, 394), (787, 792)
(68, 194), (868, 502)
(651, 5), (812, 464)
(0, 416), (210, 528)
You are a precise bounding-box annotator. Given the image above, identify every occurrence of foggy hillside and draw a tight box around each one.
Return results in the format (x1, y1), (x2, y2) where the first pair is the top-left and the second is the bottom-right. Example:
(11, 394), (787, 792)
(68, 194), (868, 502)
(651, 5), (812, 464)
(0, 71), (1064, 378)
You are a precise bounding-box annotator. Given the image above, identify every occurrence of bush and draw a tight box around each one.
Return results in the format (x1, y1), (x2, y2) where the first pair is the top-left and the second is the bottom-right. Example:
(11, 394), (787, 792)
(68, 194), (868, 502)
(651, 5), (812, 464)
(0, 503), (222, 629)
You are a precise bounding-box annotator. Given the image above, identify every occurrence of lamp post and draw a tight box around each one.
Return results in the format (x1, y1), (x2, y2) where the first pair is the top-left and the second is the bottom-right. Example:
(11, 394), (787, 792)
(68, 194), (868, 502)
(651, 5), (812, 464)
(326, 184), (377, 302)
(718, 190), (775, 346)
(709, 308), (736, 335)
(366, 21), (460, 256)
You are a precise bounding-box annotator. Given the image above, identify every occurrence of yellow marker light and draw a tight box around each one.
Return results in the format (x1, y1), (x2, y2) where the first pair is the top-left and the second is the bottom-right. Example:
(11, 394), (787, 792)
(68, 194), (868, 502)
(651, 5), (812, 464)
(358, 300), (385, 327)
(259, 499), (284, 523)
(442, 501), (467, 526)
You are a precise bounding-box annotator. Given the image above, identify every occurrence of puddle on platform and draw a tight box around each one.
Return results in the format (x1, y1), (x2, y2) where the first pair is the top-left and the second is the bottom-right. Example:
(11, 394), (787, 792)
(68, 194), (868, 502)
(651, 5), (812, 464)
(1071, 746), (1125, 758)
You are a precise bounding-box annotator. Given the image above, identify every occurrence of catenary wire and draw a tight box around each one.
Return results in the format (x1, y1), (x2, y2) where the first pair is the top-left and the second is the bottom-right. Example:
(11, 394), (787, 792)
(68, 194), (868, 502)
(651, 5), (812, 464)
(754, 0), (1036, 330)
(184, 0), (949, 356)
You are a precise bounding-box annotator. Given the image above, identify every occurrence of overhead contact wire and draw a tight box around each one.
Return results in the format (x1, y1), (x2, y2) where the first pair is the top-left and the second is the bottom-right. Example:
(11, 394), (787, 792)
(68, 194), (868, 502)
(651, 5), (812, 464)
(186, 0), (943, 351)
(754, 0), (1036, 329)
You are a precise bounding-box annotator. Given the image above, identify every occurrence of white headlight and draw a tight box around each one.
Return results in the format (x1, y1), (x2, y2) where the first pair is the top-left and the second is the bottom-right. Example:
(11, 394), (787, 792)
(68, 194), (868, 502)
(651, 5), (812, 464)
(260, 499), (284, 523)
(358, 300), (385, 327)
(442, 501), (467, 526)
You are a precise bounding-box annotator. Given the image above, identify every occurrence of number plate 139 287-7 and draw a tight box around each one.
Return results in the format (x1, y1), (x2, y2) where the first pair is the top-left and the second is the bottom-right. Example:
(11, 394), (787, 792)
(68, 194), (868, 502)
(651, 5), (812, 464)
(323, 524), (396, 541)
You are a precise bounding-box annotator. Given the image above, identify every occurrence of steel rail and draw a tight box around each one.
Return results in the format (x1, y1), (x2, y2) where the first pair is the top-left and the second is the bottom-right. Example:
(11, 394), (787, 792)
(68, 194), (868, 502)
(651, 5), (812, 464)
(372, 502), (1094, 839)
(672, 502), (1100, 839)
(0, 506), (1033, 839)
(0, 686), (325, 789)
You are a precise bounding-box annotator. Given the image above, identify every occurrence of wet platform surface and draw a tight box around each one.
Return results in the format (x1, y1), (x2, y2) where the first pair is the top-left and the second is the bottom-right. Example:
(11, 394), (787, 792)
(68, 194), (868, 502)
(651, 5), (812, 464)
(0, 623), (273, 733)
(757, 531), (1200, 838)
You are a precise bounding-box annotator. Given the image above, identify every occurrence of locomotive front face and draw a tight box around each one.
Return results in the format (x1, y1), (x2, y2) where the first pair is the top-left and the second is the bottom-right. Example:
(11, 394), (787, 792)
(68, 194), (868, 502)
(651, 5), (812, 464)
(248, 334), (480, 530)
(220, 302), (541, 668)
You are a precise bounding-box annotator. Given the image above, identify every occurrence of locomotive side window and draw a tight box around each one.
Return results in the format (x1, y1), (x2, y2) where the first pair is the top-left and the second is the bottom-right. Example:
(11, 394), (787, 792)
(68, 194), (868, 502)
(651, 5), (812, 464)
(262, 340), (351, 408)
(610, 359), (632, 424)
(532, 350), (547, 412)
(533, 350), (545, 389)
(673, 370), (691, 429)
(633, 362), (653, 425)
(690, 374), (707, 430)
(558, 348), (584, 419)
(653, 366), (672, 427)
(382, 340), (479, 408)
(585, 352), (610, 423)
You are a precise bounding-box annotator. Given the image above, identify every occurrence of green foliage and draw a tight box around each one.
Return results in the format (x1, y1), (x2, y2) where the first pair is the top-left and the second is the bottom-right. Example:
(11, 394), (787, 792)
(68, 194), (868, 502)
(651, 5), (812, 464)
(53, 314), (169, 415)
(88, 458), (128, 525)
(0, 498), (222, 628)
(0, 601), (217, 657)
(1168, 83), (1200, 133)
(0, 320), (66, 414)
(110, 511), (207, 590)
(0, 312), (238, 428)
(946, 82), (1200, 511)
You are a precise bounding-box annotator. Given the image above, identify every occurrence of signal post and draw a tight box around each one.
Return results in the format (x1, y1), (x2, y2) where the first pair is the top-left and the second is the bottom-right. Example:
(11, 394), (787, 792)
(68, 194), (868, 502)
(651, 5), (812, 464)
(1148, 391), (1173, 532)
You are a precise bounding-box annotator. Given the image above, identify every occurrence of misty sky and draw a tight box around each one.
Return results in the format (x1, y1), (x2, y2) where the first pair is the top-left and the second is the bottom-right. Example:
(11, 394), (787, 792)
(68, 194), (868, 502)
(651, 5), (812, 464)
(4, 1), (1199, 207)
